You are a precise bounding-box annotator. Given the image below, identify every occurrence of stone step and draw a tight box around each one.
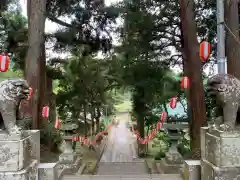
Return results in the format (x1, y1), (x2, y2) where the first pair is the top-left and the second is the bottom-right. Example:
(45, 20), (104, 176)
(62, 174), (182, 180)
(96, 162), (148, 175)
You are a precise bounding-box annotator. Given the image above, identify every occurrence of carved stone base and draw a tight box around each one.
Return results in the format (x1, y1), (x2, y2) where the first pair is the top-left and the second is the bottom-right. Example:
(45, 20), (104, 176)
(202, 127), (240, 166)
(0, 160), (38, 180)
(202, 159), (240, 180)
(0, 133), (33, 171)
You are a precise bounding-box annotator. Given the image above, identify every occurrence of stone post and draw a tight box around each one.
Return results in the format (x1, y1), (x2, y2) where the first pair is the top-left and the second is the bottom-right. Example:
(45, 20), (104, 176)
(201, 127), (240, 179)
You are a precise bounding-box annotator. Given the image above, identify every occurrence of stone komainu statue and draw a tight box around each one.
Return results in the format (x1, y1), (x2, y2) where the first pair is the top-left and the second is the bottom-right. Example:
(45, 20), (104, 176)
(0, 78), (30, 134)
(207, 73), (240, 130)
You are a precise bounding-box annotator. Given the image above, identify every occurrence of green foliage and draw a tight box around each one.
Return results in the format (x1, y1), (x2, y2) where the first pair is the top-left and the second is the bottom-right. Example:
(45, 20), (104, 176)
(154, 151), (166, 160)
(0, 9), (28, 70)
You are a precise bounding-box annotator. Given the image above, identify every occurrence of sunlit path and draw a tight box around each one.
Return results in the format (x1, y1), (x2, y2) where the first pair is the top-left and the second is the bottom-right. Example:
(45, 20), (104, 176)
(100, 119), (137, 162)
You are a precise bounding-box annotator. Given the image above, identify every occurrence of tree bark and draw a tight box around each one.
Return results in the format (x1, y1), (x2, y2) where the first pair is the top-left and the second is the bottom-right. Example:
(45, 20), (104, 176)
(225, 0), (240, 78)
(83, 104), (88, 136)
(26, 0), (46, 129)
(180, 0), (207, 152)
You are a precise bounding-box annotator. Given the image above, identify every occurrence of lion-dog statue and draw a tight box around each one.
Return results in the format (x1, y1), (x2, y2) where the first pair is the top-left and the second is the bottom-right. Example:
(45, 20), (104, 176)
(0, 78), (30, 134)
(207, 73), (240, 130)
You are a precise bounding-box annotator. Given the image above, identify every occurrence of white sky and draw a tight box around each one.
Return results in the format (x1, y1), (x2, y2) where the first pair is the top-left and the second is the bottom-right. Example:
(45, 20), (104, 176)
(19, 0), (120, 32)
(19, 0), (219, 75)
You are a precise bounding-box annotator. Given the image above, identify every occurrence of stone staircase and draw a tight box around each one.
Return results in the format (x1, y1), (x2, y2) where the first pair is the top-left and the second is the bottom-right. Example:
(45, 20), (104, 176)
(97, 162), (149, 175)
(62, 174), (182, 180)
(61, 161), (182, 180)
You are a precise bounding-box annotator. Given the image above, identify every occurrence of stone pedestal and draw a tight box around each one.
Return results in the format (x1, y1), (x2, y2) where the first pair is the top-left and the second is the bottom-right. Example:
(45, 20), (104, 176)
(159, 142), (183, 174)
(0, 130), (39, 180)
(57, 136), (81, 178)
(201, 127), (240, 180)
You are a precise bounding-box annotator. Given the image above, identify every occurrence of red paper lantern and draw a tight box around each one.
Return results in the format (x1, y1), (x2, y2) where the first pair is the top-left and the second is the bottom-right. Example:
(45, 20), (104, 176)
(54, 118), (60, 129)
(83, 138), (88, 144)
(42, 106), (49, 118)
(170, 97), (178, 109)
(79, 136), (83, 143)
(199, 41), (211, 62)
(72, 136), (78, 142)
(0, 54), (9, 72)
(27, 87), (33, 100)
(157, 121), (163, 130)
(161, 111), (167, 121)
(181, 76), (190, 89)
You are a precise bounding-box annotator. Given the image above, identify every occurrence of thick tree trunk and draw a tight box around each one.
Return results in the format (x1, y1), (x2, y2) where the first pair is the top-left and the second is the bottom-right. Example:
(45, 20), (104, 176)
(96, 107), (101, 132)
(225, 0), (240, 78)
(91, 109), (95, 135)
(26, 0), (46, 129)
(133, 87), (146, 156)
(83, 104), (88, 136)
(180, 0), (207, 153)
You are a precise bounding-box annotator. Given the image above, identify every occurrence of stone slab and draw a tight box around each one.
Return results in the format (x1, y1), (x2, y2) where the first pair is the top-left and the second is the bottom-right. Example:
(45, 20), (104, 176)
(200, 126), (209, 159)
(204, 128), (240, 166)
(27, 130), (40, 162)
(183, 160), (201, 180)
(0, 134), (32, 171)
(38, 163), (58, 180)
(202, 159), (240, 180)
(0, 159), (37, 180)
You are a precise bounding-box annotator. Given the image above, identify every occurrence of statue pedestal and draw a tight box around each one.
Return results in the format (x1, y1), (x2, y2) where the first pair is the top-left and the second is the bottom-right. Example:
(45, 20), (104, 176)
(0, 130), (39, 180)
(201, 127), (240, 179)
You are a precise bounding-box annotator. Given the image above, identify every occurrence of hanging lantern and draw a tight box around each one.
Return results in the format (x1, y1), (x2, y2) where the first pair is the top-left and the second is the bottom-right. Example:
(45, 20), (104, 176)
(157, 121), (162, 130)
(72, 136), (78, 142)
(0, 54), (10, 72)
(27, 87), (33, 100)
(161, 112), (168, 121)
(181, 76), (190, 89)
(79, 136), (83, 143)
(54, 118), (60, 129)
(42, 106), (49, 118)
(170, 97), (178, 109)
(84, 137), (88, 144)
(199, 41), (211, 62)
